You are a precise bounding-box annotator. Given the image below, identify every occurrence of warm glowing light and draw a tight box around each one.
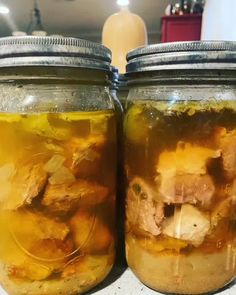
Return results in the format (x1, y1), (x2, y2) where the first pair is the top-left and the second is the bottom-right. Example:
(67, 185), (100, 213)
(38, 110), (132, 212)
(117, 0), (129, 7)
(0, 5), (9, 14)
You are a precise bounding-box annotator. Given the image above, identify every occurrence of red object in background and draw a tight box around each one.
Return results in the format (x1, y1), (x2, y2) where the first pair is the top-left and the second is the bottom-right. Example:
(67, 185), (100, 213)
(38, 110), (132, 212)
(161, 14), (202, 43)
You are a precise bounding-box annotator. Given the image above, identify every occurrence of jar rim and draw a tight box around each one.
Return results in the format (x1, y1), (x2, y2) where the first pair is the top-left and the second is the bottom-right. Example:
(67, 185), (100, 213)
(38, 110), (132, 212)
(0, 36), (111, 72)
(126, 41), (236, 73)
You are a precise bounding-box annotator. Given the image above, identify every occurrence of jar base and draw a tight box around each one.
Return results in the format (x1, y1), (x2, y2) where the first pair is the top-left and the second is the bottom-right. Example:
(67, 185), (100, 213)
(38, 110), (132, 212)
(0, 257), (113, 295)
(126, 235), (236, 294)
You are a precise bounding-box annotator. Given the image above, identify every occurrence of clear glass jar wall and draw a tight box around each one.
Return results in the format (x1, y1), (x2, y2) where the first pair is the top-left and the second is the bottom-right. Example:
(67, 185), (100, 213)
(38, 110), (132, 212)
(117, 74), (129, 110)
(124, 42), (236, 294)
(0, 37), (116, 295)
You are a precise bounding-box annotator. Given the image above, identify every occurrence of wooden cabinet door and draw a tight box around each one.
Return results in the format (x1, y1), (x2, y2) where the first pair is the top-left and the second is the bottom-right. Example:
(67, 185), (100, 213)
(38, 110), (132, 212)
(161, 14), (202, 43)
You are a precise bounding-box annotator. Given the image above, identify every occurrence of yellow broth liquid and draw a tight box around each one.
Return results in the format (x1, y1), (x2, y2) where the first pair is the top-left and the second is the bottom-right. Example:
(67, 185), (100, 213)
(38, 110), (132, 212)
(124, 100), (236, 293)
(0, 110), (116, 294)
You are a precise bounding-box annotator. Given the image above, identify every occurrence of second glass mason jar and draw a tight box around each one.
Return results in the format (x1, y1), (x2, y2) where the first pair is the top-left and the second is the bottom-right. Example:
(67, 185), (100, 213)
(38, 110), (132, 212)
(0, 36), (116, 295)
(124, 41), (236, 294)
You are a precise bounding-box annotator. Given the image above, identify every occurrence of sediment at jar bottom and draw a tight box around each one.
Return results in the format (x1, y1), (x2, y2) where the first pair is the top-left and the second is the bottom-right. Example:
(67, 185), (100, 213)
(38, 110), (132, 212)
(0, 255), (113, 295)
(126, 235), (236, 295)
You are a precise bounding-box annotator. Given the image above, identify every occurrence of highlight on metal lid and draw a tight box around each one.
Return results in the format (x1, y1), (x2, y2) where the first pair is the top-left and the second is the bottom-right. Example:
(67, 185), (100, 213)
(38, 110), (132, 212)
(126, 41), (236, 73)
(0, 36), (112, 71)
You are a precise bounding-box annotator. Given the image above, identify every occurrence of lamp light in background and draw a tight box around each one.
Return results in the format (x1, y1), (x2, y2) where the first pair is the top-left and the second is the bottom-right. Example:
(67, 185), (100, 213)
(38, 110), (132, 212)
(0, 5), (9, 14)
(117, 0), (129, 6)
(0, 3), (18, 34)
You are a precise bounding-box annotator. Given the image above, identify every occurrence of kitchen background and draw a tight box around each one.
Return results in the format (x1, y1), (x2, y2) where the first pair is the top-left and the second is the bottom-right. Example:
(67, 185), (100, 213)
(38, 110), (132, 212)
(0, 0), (205, 43)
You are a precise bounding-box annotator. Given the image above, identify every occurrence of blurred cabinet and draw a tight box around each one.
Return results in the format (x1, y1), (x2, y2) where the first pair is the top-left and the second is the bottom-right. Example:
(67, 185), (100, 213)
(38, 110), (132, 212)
(161, 14), (202, 43)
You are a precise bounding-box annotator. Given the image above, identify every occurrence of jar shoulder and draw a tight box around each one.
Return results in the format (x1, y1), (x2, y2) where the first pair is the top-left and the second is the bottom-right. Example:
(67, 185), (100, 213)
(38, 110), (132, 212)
(0, 83), (114, 113)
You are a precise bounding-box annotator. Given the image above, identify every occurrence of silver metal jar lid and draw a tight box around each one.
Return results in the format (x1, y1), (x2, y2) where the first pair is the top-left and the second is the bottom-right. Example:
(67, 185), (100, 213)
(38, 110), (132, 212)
(110, 66), (119, 90)
(126, 41), (236, 73)
(118, 74), (128, 88)
(0, 36), (111, 71)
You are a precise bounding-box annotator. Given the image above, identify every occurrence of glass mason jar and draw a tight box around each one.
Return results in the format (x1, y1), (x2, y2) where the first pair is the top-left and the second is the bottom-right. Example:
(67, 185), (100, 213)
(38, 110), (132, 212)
(0, 36), (116, 295)
(124, 41), (236, 294)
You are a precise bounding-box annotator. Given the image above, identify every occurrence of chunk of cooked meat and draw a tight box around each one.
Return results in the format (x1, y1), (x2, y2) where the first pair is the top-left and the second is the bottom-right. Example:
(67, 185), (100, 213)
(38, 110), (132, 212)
(231, 180), (236, 219)
(63, 135), (105, 177)
(0, 163), (15, 206)
(9, 210), (69, 245)
(71, 135), (105, 167)
(29, 238), (74, 262)
(0, 210), (71, 280)
(211, 180), (236, 226)
(69, 208), (113, 254)
(8, 238), (75, 281)
(0, 163), (15, 181)
(156, 142), (218, 207)
(162, 204), (210, 247)
(157, 142), (220, 177)
(44, 155), (66, 174)
(219, 130), (236, 180)
(48, 166), (76, 185)
(158, 174), (215, 208)
(3, 163), (47, 210)
(43, 154), (76, 185)
(126, 177), (164, 236)
(42, 180), (109, 214)
(17, 164), (47, 204)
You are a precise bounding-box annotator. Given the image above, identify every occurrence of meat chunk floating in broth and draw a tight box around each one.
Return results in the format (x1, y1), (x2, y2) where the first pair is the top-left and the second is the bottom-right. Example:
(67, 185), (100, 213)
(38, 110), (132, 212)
(126, 177), (164, 236)
(219, 130), (236, 180)
(1, 163), (47, 210)
(42, 180), (109, 214)
(156, 143), (218, 207)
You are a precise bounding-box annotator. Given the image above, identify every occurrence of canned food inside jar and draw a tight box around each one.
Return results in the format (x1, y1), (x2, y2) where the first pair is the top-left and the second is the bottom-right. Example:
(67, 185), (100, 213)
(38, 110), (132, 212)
(125, 99), (236, 294)
(0, 110), (116, 295)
